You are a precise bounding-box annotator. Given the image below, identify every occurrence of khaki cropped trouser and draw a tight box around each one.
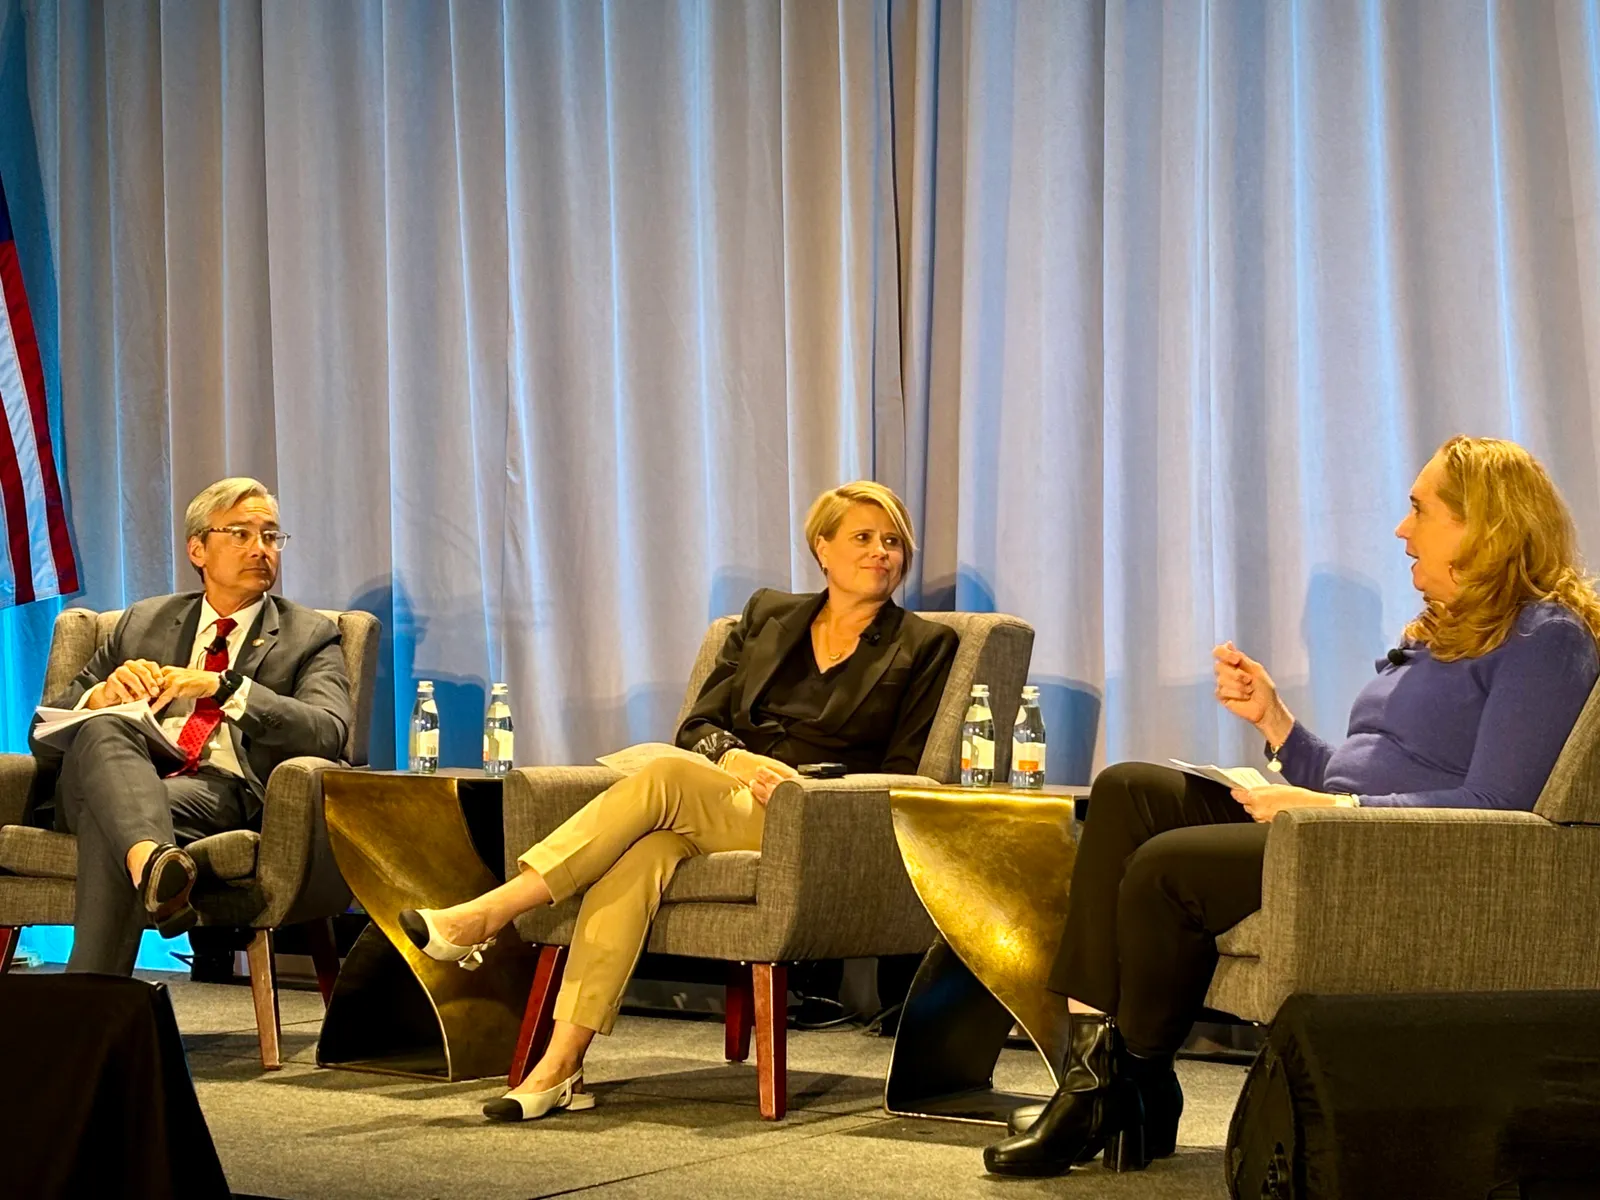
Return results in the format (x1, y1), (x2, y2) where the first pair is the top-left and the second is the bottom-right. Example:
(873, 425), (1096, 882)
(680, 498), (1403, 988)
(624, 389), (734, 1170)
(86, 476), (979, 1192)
(518, 755), (766, 1035)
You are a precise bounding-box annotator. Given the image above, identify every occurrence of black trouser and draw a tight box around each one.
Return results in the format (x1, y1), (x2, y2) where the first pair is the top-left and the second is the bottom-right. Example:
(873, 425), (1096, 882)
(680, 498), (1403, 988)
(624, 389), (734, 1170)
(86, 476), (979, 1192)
(1049, 761), (1268, 1058)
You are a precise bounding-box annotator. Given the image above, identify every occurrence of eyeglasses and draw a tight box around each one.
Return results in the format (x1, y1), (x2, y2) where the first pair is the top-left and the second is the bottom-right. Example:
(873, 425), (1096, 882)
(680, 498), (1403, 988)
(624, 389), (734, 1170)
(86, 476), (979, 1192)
(204, 526), (291, 551)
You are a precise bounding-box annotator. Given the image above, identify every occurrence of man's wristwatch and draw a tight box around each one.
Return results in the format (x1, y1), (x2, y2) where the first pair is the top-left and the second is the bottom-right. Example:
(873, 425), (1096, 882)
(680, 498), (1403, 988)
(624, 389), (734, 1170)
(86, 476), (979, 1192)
(212, 669), (245, 706)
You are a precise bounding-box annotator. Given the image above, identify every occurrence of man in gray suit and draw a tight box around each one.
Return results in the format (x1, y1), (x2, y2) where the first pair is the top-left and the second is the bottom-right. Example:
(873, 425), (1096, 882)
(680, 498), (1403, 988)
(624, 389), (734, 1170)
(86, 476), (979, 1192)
(29, 477), (353, 974)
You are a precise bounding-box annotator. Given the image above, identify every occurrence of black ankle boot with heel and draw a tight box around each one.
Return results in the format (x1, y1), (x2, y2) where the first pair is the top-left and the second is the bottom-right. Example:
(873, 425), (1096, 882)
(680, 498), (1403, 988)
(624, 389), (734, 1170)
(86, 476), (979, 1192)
(1120, 1051), (1182, 1161)
(983, 1013), (1145, 1178)
(1002, 1047), (1183, 1167)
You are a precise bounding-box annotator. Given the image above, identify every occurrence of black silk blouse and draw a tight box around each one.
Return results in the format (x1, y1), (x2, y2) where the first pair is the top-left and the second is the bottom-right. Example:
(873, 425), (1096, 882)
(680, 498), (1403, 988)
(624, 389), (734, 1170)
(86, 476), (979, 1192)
(675, 588), (959, 776)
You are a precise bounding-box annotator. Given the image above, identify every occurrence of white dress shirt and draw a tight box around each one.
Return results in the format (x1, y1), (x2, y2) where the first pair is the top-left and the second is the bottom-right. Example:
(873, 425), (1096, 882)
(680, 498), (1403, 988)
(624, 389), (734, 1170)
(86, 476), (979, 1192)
(80, 596), (261, 776)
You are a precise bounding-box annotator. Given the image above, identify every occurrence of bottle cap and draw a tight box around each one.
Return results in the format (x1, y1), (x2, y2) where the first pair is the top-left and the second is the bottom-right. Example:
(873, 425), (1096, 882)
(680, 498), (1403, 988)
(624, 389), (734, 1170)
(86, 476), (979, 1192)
(491, 682), (508, 693)
(1022, 685), (1039, 699)
(971, 683), (990, 696)
(418, 680), (434, 691)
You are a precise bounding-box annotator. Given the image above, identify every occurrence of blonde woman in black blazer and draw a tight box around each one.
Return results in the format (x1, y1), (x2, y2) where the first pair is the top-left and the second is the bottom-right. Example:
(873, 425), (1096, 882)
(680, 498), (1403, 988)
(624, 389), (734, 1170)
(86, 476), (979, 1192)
(402, 481), (957, 1123)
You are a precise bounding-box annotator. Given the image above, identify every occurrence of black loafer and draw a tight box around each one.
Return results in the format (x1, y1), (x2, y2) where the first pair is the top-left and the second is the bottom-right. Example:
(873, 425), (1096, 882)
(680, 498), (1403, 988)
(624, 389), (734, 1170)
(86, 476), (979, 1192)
(140, 843), (198, 938)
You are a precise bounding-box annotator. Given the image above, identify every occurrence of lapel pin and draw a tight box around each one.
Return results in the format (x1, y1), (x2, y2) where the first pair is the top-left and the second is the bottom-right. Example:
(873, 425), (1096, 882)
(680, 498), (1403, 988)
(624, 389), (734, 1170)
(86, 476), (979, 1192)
(252, 638), (265, 647)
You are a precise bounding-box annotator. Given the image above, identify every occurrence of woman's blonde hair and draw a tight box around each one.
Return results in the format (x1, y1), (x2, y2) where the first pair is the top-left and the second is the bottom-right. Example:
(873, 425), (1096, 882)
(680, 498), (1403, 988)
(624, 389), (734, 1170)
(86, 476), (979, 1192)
(803, 481), (917, 577)
(1404, 435), (1600, 660)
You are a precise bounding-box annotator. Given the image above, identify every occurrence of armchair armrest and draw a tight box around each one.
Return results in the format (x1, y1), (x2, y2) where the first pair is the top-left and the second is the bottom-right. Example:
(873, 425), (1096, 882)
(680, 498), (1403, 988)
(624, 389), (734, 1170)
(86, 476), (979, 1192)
(256, 756), (346, 928)
(0, 754), (38, 829)
(752, 773), (939, 961)
(502, 766), (623, 881)
(1254, 806), (1600, 1001)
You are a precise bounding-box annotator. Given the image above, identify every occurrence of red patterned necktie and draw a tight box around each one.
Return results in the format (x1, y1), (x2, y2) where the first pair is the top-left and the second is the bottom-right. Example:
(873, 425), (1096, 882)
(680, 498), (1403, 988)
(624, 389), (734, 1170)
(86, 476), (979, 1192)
(171, 617), (238, 775)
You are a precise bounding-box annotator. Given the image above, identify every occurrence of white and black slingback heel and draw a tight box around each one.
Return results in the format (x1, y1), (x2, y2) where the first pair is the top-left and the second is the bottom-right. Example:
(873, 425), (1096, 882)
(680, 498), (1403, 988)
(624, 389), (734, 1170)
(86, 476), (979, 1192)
(482, 1069), (597, 1122)
(397, 907), (495, 970)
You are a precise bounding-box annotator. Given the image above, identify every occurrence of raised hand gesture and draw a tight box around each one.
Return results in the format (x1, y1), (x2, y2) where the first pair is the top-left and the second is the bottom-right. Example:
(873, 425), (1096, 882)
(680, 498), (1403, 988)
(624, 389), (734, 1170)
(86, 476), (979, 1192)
(1212, 642), (1294, 746)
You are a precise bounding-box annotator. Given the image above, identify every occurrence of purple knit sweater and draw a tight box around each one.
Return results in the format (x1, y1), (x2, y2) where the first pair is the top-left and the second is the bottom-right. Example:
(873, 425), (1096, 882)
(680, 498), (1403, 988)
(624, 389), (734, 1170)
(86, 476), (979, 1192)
(1275, 602), (1598, 809)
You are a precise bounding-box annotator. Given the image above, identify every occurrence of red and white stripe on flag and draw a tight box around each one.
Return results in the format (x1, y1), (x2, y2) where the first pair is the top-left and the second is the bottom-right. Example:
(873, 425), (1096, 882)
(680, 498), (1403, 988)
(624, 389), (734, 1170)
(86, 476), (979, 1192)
(0, 175), (77, 608)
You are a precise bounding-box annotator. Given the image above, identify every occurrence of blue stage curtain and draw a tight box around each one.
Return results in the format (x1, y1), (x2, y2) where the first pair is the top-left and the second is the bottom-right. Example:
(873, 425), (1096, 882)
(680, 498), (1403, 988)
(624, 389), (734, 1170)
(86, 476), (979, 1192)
(3, 0), (1599, 789)
(893, 0), (1600, 775)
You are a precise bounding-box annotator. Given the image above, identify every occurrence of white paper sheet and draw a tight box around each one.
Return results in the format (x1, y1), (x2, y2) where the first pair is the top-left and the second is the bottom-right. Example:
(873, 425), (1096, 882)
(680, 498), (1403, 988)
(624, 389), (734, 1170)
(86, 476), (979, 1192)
(1169, 758), (1272, 791)
(33, 699), (184, 759)
(596, 741), (719, 776)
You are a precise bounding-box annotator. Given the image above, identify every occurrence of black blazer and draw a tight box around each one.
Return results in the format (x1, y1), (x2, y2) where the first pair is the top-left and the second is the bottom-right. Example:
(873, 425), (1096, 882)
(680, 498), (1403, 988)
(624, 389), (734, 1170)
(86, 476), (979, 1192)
(676, 589), (958, 775)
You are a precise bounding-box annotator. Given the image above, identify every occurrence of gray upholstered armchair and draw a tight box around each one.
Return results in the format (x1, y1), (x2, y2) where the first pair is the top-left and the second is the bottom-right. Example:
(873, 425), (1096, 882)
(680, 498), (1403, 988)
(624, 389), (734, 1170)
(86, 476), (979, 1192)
(1205, 680), (1600, 1022)
(0, 606), (380, 1069)
(503, 610), (1035, 1118)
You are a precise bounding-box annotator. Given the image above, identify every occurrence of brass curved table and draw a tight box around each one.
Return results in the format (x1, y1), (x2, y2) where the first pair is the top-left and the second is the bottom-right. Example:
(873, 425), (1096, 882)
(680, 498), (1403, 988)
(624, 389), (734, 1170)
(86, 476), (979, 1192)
(317, 769), (537, 1081)
(885, 784), (1084, 1125)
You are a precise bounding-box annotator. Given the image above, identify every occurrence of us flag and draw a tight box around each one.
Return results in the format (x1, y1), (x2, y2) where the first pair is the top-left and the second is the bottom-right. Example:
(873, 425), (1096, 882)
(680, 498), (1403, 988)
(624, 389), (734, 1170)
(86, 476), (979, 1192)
(0, 176), (77, 608)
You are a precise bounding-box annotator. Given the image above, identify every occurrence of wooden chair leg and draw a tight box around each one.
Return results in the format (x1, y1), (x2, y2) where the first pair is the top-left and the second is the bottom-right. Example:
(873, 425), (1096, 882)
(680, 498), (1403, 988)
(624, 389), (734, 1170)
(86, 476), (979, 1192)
(753, 962), (788, 1120)
(725, 961), (754, 1062)
(0, 927), (19, 974)
(246, 929), (282, 1070)
(306, 917), (340, 1007)
(509, 945), (567, 1087)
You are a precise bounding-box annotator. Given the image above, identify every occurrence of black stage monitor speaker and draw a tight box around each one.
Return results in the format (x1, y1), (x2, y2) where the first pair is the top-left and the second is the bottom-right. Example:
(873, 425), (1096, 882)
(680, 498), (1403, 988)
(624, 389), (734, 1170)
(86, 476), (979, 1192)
(1226, 991), (1600, 1200)
(0, 972), (230, 1199)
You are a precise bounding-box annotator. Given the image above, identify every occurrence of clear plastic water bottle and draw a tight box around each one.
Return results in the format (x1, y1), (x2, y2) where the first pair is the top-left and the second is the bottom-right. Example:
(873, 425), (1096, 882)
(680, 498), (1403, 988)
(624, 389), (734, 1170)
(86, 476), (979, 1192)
(960, 683), (995, 787)
(409, 680), (439, 774)
(1010, 685), (1047, 789)
(482, 683), (514, 777)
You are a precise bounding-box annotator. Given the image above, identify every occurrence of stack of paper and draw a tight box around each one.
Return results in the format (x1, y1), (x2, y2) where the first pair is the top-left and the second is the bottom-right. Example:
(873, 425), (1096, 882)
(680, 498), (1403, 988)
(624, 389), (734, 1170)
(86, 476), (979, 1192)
(33, 700), (183, 759)
(1169, 759), (1273, 790)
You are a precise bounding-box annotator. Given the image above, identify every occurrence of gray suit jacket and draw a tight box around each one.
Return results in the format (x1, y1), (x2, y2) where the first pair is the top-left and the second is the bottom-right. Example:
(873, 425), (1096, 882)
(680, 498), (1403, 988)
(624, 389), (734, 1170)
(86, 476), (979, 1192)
(28, 593), (353, 817)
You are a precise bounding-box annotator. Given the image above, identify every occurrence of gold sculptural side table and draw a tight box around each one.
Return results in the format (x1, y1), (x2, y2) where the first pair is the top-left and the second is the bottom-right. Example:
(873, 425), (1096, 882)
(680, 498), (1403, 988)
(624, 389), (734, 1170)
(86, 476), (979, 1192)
(316, 769), (537, 1080)
(884, 784), (1087, 1125)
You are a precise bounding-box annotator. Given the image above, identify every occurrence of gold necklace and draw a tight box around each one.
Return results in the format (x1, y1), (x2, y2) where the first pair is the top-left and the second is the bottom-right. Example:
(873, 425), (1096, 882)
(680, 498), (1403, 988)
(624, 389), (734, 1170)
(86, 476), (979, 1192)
(820, 622), (843, 661)
(817, 608), (867, 662)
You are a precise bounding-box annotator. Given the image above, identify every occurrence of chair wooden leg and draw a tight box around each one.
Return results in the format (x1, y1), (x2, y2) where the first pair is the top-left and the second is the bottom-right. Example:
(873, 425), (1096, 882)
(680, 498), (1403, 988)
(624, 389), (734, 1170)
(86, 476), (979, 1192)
(753, 962), (788, 1120)
(509, 945), (567, 1087)
(725, 961), (754, 1062)
(0, 927), (19, 974)
(246, 929), (282, 1070)
(306, 917), (340, 1007)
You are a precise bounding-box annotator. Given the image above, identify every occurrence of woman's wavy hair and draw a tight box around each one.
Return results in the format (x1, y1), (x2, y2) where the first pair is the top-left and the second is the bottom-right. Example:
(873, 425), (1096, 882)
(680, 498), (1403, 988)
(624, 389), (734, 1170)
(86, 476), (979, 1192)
(1404, 435), (1600, 661)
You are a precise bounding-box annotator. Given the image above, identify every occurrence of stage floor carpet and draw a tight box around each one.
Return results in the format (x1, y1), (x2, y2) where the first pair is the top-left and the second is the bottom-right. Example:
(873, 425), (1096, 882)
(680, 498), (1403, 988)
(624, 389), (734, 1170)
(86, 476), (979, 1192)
(147, 970), (1245, 1199)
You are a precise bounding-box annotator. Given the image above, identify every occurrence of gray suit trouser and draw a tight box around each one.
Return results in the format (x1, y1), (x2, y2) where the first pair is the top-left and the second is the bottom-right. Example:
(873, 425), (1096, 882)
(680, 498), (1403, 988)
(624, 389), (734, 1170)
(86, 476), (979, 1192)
(55, 715), (248, 975)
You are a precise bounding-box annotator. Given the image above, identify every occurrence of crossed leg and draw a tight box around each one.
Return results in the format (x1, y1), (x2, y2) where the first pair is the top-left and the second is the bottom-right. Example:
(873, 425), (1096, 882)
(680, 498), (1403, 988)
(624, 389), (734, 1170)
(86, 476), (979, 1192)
(423, 756), (763, 1096)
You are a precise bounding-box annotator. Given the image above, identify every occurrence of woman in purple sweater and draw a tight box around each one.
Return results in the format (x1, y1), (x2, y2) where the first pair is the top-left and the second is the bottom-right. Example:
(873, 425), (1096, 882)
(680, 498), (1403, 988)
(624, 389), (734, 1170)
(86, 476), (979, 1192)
(986, 436), (1600, 1179)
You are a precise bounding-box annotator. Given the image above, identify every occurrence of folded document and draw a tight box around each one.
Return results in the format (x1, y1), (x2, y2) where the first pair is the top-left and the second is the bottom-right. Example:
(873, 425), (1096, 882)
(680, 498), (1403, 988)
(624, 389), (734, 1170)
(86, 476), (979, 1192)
(1169, 759), (1272, 791)
(33, 699), (183, 760)
(596, 741), (720, 776)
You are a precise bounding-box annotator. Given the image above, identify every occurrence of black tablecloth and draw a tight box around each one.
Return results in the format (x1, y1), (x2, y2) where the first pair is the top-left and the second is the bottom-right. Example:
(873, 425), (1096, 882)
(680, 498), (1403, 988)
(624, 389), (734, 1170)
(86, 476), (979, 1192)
(0, 973), (229, 1199)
